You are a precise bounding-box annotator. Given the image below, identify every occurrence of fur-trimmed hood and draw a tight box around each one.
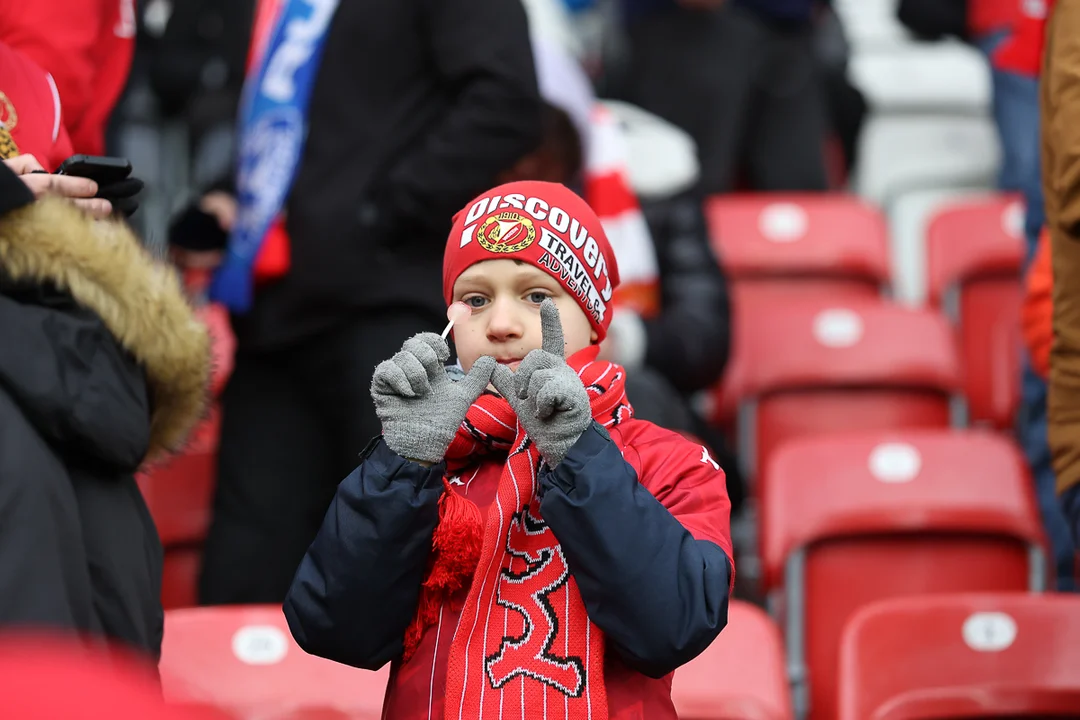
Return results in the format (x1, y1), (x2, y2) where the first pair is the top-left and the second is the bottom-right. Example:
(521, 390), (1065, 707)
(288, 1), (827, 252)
(0, 197), (211, 459)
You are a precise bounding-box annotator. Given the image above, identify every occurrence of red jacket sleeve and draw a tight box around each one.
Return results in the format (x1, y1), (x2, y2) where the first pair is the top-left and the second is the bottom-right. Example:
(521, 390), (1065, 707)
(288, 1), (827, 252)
(538, 421), (734, 678)
(992, 0), (1054, 77)
(631, 428), (735, 578)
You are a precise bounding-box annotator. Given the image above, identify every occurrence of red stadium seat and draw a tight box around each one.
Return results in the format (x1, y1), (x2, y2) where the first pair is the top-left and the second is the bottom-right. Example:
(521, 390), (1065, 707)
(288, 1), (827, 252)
(672, 601), (794, 720)
(712, 282), (884, 425)
(705, 194), (891, 285)
(838, 593), (1080, 720)
(160, 605), (389, 719)
(926, 196), (1025, 429)
(761, 430), (1048, 720)
(705, 195), (892, 425)
(0, 636), (230, 719)
(733, 296), (962, 486)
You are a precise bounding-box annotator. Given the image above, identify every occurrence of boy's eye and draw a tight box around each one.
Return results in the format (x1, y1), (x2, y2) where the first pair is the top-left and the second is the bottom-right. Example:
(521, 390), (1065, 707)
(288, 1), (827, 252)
(526, 291), (550, 304)
(463, 296), (487, 309)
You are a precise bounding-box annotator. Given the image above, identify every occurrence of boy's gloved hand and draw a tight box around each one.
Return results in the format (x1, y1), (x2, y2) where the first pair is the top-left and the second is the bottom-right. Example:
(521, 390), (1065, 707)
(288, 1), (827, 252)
(371, 333), (497, 464)
(491, 300), (591, 467)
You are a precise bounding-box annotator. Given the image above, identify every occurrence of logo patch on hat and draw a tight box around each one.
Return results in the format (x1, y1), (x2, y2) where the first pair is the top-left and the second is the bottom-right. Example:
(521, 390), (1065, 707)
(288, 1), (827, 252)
(477, 211), (536, 254)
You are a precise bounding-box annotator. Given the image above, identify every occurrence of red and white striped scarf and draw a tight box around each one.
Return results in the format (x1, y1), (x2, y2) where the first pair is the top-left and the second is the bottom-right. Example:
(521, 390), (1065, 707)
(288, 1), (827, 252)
(403, 345), (633, 719)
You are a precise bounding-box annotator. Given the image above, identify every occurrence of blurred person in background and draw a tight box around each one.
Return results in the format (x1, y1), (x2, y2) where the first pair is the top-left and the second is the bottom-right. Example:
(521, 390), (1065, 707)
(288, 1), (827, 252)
(169, 0), (543, 605)
(918, 0), (1079, 589)
(0, 41), (73, 172)
(971, 0), (1045, 250)
(511, 37), (742, 505)
(149, 0), (256, 189)
(0, 157), (209, 666)
(814, 0), (867, 184)
(1022, 229), (1052, 381)
(0, 0), (136, 156)
(616, 0), (830, 194)
(972, 0), (1077, 590)
(0, 40), (145, 219)
(991, 0), (1076, 591)
(1043, 0), (1080, 562)
(1020, 223), (1075, 588)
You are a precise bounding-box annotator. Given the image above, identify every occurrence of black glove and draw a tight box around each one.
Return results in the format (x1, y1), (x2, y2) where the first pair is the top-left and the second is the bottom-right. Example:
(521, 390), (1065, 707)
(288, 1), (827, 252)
(96, 176), (144, 217)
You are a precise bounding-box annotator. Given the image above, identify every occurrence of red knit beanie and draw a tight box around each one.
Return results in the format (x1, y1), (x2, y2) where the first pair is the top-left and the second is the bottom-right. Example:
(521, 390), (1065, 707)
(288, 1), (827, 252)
(442, 181), (620, 341)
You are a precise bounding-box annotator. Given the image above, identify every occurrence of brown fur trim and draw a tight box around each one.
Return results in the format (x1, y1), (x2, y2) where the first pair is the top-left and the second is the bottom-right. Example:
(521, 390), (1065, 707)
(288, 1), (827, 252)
(0, 198), (211, 459)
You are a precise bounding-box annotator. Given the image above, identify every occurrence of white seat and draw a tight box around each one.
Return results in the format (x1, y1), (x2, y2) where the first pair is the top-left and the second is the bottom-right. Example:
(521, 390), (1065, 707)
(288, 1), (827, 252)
(600, 99), (700, 201)
(850, 42), (991, 113)
(833, 0), (912, 50)
(888, 187), (997, 305)
(854, 114), (999, 207)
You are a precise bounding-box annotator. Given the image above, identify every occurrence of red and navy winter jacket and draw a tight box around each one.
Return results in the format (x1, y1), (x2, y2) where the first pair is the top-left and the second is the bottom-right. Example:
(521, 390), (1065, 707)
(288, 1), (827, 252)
(284, 418), (734, 720)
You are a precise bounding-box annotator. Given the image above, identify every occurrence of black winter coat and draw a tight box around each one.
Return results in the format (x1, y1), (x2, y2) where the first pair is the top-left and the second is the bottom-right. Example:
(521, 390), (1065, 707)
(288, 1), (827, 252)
(0, 187), (210, 662)
(640, 190), (732, 394)
(229, 0), (544, 350)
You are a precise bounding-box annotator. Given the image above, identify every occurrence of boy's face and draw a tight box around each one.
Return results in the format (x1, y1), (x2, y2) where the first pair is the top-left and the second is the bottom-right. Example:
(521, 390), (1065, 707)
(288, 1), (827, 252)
(451, 259), (597, 372)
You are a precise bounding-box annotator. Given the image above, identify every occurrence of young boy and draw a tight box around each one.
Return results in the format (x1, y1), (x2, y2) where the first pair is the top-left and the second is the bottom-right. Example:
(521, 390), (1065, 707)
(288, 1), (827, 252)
(284, 181), (734, 719)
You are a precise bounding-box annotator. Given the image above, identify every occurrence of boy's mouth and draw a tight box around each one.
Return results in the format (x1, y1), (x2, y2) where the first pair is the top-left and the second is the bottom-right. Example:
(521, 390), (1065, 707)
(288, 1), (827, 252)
(496, 357), (522, 370)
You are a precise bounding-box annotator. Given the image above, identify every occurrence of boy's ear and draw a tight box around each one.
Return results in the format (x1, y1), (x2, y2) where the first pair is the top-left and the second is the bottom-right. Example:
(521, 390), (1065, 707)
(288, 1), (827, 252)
(591, 330), (599, 343)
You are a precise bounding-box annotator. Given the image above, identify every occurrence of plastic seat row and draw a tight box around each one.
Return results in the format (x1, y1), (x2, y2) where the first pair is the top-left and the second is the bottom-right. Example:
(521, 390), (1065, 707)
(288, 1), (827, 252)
(762, 429), (1046, 719)
(154, 423), (1054, 720)
(840, 593), (1080, 720)
(707, 193), (1025, 434)
(701, 194), (1050, 718)
(158, 592), (1080, 720)
(158, 601), (789, 720)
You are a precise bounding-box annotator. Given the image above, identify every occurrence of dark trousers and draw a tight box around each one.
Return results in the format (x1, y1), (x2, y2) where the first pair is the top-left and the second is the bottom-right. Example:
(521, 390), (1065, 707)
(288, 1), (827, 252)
(624, 4), (829, 194)
(199, 308), (441, 605)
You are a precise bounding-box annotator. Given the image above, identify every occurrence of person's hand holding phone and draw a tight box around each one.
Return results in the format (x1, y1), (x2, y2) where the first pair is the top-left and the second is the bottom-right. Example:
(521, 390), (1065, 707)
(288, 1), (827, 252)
(3, 155), (113, 219)
(58, 155), (143, 217)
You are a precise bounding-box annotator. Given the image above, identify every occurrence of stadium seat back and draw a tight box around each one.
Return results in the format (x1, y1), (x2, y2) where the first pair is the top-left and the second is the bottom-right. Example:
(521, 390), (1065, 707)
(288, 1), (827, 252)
(672, 601), (794, 720)
(161, 606), (389, 719)
(761, 431), (1047, 720)
(927, 197), (1025, 428)
(705, 194), (891, 284)
(838, 594), (1080, 720)
(733, 298), (962, 482)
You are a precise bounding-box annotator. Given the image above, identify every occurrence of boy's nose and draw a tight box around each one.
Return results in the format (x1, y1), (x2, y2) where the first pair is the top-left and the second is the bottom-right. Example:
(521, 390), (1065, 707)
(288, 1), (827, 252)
(485, 298), (524, 342)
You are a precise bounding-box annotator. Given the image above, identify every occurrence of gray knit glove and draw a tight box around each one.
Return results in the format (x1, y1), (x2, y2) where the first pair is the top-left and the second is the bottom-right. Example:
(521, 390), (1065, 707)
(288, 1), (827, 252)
(491, 300), (591, 468)
(371, 333), (497, 464)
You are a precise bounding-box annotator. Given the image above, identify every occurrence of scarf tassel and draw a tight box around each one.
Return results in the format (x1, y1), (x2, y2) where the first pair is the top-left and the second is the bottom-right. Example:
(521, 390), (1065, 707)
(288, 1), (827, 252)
(402, 478), (484, 663)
